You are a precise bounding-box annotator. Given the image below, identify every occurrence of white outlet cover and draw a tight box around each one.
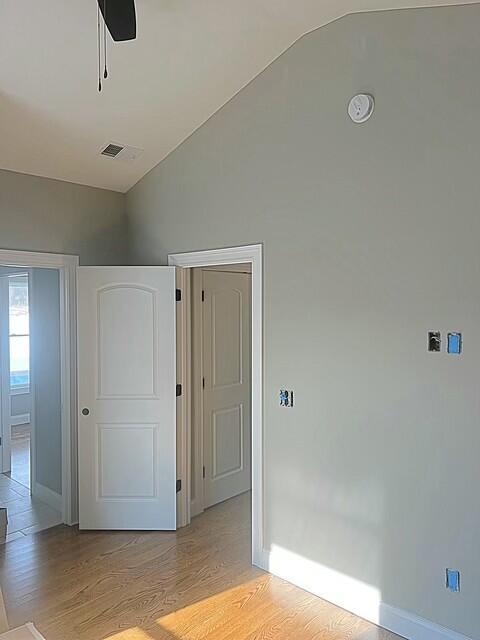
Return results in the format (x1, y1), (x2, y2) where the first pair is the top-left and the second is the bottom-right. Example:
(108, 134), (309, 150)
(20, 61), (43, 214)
(348, 94), (374, 123)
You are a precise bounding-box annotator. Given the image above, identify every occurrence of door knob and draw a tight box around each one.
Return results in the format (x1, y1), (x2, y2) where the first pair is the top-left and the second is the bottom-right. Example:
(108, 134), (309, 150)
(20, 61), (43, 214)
(82, 408), (90, 416)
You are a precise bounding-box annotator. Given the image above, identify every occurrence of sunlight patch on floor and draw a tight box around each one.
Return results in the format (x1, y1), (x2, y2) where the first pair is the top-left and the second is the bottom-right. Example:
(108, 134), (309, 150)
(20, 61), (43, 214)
(102, 569), (388, 640)
(106, 629), (153, 640)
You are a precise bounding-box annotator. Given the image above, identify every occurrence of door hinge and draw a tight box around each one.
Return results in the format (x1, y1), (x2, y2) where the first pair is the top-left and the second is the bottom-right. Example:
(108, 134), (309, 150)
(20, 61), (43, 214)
(201, 290), (205, 302)
(203, 466), (205, 479)
(176, 479), (182, 493)
(176, 288), (182, 302)
(0, 437), (2, 446)
(202, 377), (205, 389)
(176, 383), (182, 397)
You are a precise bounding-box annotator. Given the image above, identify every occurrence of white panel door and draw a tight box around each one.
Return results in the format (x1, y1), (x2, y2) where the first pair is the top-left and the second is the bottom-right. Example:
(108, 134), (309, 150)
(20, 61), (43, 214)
(203, 270), (251, 508)
(78, 267), (177, 530)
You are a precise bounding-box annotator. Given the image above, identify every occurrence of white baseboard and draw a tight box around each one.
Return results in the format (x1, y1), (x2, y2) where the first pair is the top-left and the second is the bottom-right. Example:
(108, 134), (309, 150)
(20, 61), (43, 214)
(380, 603), (472, 640)
(10, 413), (30, 427)
(257, 546), (472, 640)
(32, 482), (62, 513)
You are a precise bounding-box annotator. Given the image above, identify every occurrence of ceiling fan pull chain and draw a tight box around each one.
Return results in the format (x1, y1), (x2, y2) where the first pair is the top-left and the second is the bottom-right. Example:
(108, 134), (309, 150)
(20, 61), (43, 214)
(97, 3), (102, 91)
(95, 0), (136, 91)
(103, 0), (108, 79)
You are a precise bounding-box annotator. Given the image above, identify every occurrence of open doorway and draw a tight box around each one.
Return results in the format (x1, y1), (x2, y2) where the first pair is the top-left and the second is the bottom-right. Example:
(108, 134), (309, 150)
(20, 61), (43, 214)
(190, 264), (252, 519)
(170, 244), (264, 565)
(0, 266), (64, 540)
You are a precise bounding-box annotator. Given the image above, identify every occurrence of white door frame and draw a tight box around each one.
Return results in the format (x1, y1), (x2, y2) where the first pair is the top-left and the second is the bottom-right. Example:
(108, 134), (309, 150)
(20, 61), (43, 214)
(0, 248), (78, 526)
(168, 244), (263, 566)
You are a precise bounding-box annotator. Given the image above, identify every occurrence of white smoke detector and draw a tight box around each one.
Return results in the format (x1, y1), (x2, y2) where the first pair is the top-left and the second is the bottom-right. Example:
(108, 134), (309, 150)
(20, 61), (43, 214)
(348, 94), (374, 123)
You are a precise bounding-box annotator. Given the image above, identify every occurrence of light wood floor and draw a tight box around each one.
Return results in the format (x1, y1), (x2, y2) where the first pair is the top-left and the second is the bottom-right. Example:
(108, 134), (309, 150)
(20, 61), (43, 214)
(0, 475), (61, 542)
(0, 493), (399, 640)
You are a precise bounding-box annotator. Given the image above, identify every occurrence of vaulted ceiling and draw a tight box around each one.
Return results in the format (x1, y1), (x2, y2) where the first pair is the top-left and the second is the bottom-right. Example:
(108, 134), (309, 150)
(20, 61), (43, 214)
(0, 0), (471, 192)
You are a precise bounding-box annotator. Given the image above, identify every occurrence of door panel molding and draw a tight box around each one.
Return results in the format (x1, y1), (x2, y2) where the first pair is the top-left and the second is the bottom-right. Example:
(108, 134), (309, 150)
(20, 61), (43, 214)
(96, 422), (159, 500)
(211, 286), (244, 389)
(212, 404), (244, 480)
(168, 244), (264, 567)
(96, 284), (158, 399)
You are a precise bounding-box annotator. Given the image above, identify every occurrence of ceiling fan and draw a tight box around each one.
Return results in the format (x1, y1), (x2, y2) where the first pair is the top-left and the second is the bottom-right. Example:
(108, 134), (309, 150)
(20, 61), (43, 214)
(96, 0), (137, 91)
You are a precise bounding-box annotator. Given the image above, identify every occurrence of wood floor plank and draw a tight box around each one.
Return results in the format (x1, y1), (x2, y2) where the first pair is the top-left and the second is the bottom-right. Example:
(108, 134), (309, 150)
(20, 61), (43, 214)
(0, 493), (401, 640)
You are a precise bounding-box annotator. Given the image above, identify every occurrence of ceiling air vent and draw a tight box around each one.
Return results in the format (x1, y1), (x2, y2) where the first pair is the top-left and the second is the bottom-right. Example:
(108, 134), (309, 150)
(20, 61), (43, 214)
(101, 143), (124, 158)
(99, 142), (144, 162)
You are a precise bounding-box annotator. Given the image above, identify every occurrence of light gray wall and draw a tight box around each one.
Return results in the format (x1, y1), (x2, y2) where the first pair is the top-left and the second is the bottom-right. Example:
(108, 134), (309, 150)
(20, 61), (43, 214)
(127, 5), (480, 638)
(0, 169), (127, 264)
(31, 268), (61, 495)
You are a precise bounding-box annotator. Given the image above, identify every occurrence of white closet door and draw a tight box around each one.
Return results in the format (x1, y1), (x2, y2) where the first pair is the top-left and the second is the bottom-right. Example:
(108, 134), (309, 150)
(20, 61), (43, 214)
(203, 270), (251, 508)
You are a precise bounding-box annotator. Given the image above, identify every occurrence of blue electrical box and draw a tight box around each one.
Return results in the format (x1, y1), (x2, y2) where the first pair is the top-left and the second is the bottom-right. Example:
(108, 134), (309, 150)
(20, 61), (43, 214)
(447, 333), (462, 355)
(446, 569), (460, 592)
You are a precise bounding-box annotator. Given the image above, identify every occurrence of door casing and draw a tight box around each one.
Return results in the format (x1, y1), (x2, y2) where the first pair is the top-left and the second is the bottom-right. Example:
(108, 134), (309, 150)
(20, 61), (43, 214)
(168, 244), (264, 567)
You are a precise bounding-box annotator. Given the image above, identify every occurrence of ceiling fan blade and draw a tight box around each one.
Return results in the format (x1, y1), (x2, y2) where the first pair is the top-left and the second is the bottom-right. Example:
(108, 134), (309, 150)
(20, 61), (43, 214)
(97, 0), (136, 42)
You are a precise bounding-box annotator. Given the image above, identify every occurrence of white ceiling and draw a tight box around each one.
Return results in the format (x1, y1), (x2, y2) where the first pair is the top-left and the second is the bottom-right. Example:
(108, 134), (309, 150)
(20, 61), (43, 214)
(0, 0), (472, 192)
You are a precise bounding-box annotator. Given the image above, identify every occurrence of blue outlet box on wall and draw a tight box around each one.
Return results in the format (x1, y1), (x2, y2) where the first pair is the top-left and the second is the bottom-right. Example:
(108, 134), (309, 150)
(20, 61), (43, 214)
(446, 569), (460, 592)
(447, 333), (462, 355)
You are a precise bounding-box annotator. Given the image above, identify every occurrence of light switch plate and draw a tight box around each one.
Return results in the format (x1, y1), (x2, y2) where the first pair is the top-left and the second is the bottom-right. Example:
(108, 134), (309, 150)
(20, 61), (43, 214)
(428, 331), (441, 352)
(280, 390), (294, 407)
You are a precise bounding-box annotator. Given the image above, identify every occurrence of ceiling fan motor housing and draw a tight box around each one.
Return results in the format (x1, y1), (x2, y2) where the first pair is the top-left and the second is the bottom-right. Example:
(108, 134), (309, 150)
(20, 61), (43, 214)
(97, 0), (137, 42)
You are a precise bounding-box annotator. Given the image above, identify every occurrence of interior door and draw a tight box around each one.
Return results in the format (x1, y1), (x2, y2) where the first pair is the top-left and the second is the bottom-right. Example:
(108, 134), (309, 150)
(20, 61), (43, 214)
(78, 267), (177, 530)
(203, 270), (251, 508)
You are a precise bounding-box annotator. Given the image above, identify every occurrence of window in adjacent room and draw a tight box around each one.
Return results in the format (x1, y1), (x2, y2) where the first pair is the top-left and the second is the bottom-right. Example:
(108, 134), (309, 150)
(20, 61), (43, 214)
(8, 274), (30, 394)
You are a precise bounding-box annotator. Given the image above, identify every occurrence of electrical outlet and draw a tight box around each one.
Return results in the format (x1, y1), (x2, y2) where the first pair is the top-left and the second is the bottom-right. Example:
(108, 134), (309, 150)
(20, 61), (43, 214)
(446, 569), (460, 593)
